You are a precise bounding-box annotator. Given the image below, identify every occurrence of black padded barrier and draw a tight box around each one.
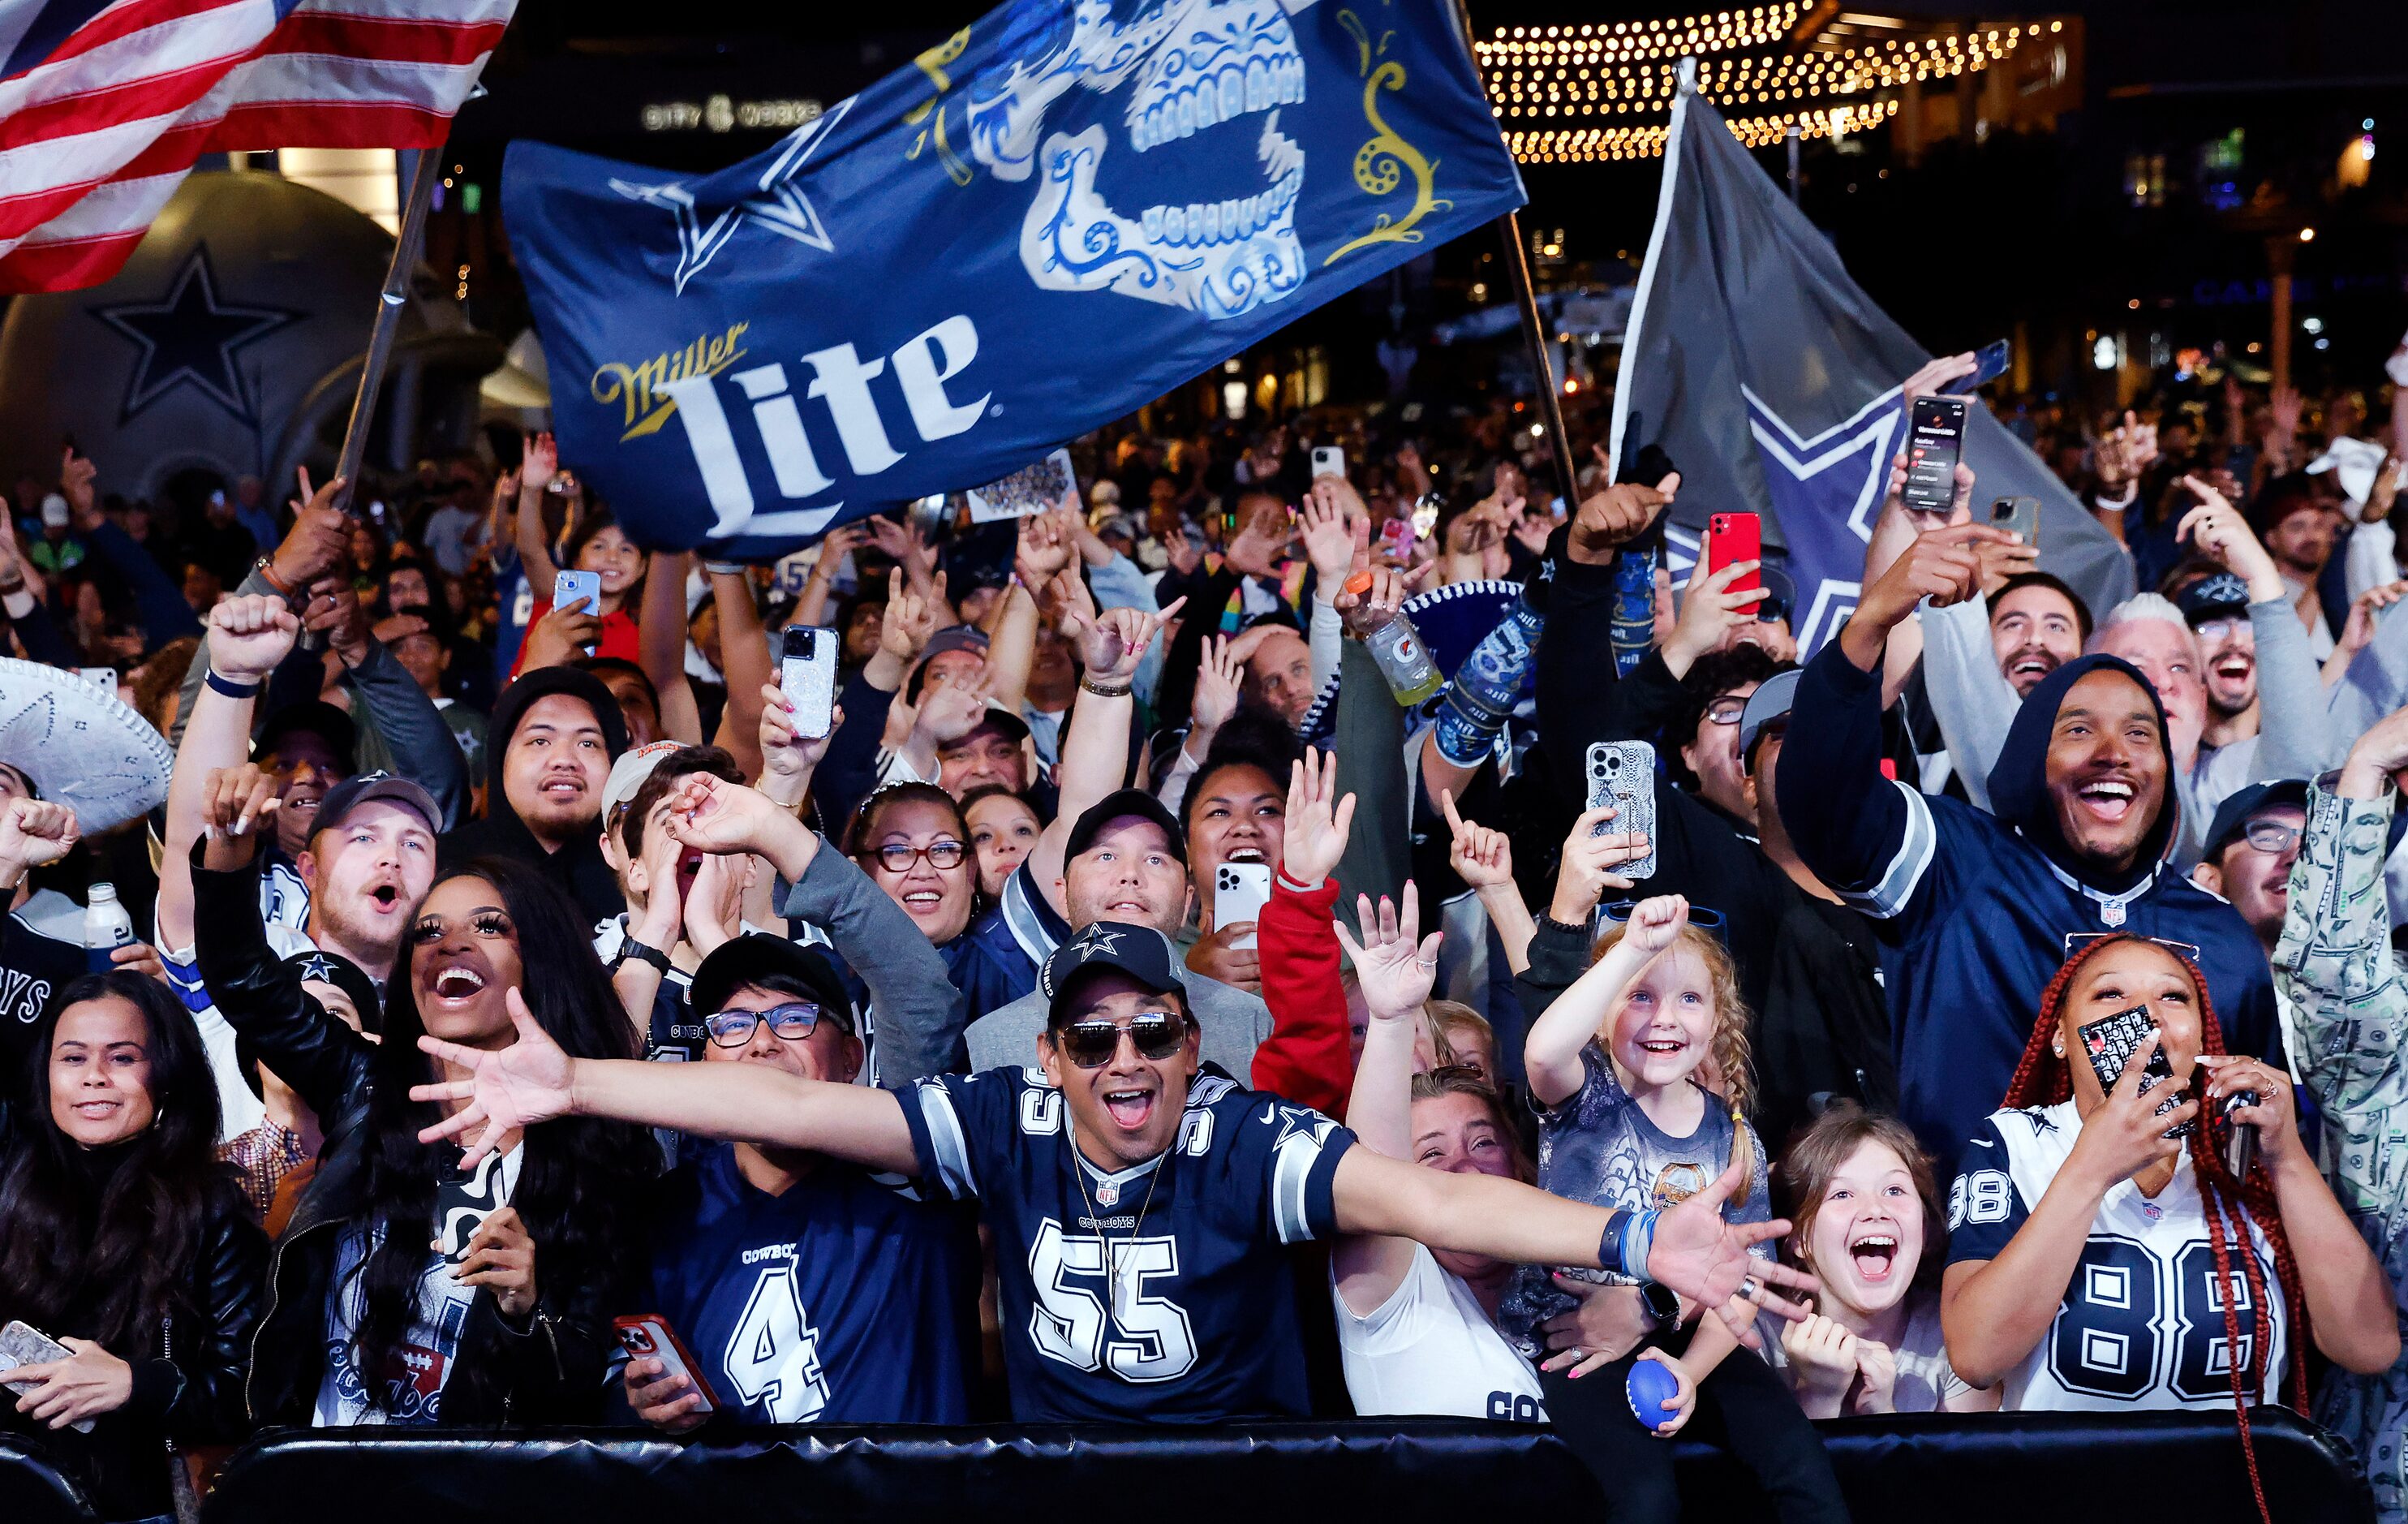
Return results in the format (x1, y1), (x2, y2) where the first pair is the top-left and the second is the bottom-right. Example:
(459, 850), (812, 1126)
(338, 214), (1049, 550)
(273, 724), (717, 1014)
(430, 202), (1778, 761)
(0, 1434), (97, 1524)
(174, 1409), (2368, 1524)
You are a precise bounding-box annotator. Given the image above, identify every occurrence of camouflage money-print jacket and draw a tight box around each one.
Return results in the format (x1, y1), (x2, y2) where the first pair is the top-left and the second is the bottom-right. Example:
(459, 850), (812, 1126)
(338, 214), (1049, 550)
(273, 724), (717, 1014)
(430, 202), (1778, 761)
(2273, 778), (2408, 1524)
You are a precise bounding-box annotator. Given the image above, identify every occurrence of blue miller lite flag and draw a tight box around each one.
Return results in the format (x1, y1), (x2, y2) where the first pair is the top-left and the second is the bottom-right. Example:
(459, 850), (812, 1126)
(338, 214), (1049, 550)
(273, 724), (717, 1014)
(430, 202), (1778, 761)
(1610, 76), (2133, 654)
(505, 0), (1525, 557)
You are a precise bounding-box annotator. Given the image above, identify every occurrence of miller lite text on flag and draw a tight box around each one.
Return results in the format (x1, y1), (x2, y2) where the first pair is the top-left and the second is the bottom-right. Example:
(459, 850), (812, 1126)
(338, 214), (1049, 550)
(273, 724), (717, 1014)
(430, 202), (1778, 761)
(1610, 69), (2134, 655)
(0, 0), (517, 294)
(503, 0), (1527, 558)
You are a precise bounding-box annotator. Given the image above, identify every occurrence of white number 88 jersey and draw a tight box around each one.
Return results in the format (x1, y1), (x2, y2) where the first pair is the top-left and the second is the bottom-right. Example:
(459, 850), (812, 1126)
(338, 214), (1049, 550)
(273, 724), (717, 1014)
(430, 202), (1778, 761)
(1946, 1100), (2286, 1413)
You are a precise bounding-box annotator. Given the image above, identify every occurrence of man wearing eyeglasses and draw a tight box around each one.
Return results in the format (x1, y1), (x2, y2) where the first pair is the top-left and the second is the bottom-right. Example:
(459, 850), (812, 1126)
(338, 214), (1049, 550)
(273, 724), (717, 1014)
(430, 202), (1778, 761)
(619, 933), (975, 1431)
(2191, 780), (2308, 961)
(415, 912), (1817, 1423)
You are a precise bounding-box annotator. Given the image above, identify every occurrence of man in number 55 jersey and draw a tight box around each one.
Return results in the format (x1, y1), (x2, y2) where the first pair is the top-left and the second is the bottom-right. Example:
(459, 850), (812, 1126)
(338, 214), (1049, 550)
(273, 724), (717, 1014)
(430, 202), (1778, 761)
(905, 923), (1347, 1419)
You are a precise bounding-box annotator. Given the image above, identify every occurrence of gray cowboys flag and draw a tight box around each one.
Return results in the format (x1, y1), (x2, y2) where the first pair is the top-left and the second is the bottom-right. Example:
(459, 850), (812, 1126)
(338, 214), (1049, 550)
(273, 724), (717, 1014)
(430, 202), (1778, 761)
(1610, 73), (2133, 654)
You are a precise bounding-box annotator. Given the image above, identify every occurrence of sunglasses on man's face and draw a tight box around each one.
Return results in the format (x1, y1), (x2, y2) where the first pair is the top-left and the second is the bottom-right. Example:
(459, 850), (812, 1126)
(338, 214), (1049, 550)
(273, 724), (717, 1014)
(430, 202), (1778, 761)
(1055, 1010), (1189, 1069)
(703, 1002), (828, 1048)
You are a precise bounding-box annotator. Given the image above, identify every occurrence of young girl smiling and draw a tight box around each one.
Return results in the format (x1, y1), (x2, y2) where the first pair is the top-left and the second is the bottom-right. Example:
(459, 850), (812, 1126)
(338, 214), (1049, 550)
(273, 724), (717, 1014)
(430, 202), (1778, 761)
(1767, 1104), (1997, 1416)
(1500, 895), (1845, 1524)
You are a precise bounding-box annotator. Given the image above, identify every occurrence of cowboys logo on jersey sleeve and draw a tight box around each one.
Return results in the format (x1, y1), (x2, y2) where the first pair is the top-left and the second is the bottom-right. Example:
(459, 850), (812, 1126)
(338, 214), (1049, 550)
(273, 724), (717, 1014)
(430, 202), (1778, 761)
(1946, 1102), (2286, 1412)
(901, 1066), (1354, 1423)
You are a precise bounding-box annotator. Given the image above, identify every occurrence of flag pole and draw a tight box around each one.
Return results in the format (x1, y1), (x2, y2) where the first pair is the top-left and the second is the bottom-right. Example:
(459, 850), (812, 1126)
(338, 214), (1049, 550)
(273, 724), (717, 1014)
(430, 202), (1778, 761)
(1447, 0), (1580, 512)
(332, 144), (446, 511)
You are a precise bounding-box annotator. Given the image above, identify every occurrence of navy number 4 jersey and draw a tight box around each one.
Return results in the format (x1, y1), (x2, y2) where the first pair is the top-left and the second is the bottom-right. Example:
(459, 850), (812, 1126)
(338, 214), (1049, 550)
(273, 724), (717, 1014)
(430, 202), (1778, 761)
(901, 1066), (1355, 1422)
(644, 1144), (978, 1424)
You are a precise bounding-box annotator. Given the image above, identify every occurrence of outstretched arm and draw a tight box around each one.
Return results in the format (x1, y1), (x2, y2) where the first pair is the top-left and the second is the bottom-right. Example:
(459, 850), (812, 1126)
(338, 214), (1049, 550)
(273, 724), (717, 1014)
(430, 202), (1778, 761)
(413, 988), (918, 1173)
(1331, 1141), (1810, 1348)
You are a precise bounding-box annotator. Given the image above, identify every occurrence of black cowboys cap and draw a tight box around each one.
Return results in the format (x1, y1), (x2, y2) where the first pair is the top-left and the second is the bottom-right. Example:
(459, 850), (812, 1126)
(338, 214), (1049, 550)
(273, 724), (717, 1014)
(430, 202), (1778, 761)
(255, 700), (358, 775)
(688, 933), (856, 1034)
(2201, 779), (2309, 862)
(238, 946), (383, 1096)
(1062, 787), (1186, 863)
(2174, 571), (2251, 626)
(1040, 921), (1186, 1027)
(312, 770), (441, 840)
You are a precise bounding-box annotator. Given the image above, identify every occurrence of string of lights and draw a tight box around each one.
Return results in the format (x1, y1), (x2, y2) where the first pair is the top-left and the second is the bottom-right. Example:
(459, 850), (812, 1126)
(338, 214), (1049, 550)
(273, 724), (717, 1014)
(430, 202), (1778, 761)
(1474, 13), (2065, 160)
(1506, 97), (1900, 164)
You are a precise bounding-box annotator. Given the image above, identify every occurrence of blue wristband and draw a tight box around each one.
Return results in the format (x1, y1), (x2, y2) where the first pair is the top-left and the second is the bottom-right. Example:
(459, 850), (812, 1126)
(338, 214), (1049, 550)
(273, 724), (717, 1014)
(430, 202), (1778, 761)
(1597, 1208), (1630, 1276)
(1625, 1208), (1660, 1286)
(204, 669), (260, 700)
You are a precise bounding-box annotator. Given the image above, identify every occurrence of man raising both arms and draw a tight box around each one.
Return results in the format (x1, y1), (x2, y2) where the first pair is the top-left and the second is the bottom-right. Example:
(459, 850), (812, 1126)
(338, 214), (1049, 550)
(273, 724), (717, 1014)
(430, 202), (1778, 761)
(411, 772), (1814, 1421)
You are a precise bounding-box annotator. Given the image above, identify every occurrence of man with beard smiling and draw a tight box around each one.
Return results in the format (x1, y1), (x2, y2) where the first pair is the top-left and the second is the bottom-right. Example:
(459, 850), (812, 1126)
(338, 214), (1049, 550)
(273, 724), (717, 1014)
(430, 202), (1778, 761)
(1778, 518), (2285, 1167)
(414, 901), (1818, 1423)
(438, 666), (629, 923)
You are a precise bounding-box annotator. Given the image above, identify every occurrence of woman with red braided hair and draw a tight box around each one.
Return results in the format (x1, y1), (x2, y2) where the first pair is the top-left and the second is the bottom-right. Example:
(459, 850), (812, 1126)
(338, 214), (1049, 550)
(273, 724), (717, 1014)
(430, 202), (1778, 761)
(1939, 934), (2393, 1520)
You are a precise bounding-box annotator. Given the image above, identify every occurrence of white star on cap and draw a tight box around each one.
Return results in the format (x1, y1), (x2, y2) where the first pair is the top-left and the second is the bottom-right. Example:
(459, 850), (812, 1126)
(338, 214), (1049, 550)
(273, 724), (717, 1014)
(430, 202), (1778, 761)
(1073, 926), (1126, 962)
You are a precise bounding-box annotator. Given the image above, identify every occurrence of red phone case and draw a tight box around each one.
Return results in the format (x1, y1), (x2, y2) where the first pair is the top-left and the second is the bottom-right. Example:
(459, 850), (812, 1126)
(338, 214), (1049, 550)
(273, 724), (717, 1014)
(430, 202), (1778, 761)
(1705, 513), (1762, 611)
(614, 1314), (721, 1413)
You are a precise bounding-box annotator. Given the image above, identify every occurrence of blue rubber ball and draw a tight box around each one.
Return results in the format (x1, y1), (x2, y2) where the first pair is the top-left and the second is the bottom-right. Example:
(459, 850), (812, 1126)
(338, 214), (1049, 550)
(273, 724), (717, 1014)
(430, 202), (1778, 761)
(1626, 1358), (1680, 1431)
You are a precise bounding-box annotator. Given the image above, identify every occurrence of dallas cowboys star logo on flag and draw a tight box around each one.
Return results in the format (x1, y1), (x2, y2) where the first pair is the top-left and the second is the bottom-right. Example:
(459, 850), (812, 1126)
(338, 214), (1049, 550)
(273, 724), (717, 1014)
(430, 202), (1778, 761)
(612, 100), (851, 295)
(1744, 385), (1904, 652)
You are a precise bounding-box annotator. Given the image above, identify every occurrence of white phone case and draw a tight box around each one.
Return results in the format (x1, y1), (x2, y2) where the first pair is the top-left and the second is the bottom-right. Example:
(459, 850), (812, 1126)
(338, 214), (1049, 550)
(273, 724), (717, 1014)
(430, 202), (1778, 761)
(782, 628), (837, 741)
(1586, 740), (1658, 880)
(1213, 861), (1273, 949)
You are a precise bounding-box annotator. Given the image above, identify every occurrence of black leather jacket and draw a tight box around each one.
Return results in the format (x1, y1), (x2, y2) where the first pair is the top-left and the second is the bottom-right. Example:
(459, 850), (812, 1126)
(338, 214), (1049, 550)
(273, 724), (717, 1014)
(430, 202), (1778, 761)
(0, 922), (267, 1521)
(189, 849), (617, 1427)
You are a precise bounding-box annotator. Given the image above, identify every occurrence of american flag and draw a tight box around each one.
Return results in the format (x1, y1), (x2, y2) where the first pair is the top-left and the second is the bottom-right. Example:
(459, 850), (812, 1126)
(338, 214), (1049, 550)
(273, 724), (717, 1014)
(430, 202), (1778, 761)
(0, 0), (515, 293)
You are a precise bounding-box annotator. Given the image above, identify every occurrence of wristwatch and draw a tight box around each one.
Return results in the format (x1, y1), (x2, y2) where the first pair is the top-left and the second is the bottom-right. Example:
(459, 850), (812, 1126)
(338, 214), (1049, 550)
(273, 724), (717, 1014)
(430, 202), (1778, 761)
(1640, 1281), (1682, 1329)
(616, 936), (673, 975)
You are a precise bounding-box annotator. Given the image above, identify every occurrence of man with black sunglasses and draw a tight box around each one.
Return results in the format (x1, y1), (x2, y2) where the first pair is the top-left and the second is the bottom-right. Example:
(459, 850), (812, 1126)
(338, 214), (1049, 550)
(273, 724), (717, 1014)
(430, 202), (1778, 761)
(415, 908), (1821, 1423)
(621, 933), (976, 1432)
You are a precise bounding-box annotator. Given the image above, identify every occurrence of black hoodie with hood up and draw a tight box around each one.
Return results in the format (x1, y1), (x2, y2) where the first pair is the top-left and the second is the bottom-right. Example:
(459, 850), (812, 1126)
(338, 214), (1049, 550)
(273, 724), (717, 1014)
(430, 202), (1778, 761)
(1778, 644), (2281, 1167)
(437, 666), (628, 925)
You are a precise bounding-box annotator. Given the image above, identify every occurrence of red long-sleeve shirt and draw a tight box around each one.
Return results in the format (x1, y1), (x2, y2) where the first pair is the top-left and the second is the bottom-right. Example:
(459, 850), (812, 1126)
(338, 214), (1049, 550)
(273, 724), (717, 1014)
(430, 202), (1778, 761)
(1252, 871), (1354, 1117)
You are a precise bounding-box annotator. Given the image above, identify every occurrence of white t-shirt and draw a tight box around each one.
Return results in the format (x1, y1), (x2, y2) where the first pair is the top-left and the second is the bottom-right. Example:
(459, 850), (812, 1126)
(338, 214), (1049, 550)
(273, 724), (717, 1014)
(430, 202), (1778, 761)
(1947, 1101), (2287, 1413)
(313, 1144), (523, 1425)
(1755, 1291), (1972, 1412)
(1332, 1244), (1548, 1423)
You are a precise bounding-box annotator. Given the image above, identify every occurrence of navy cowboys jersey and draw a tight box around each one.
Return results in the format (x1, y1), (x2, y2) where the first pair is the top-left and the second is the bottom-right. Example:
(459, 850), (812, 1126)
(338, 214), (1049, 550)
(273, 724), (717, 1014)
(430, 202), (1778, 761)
(643, 1144), (978, 1424)
(1946, 1101), (2287, 1411)
(901, 1066), (1354, 1422)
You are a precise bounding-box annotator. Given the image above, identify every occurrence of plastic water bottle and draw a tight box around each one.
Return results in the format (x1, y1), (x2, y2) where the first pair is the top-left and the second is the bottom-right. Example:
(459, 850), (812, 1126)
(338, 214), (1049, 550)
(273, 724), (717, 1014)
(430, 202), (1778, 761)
(1609, 543), (1657, 678)
(1342, 573), (1443, 706)
(1434, 591), (1545, 767)
(84, 883), (134, 975)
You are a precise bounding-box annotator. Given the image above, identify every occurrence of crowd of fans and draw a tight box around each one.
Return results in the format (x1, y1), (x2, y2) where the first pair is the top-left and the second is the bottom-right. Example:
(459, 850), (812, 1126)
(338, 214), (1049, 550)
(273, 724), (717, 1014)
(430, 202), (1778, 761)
(0, 334), (2405, 1524)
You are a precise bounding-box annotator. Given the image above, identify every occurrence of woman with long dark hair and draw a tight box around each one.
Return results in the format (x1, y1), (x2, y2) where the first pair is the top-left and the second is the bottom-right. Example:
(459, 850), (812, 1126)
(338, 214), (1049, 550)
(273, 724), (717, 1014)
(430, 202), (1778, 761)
(1941, 933), (2395, 1524)
(0, 858), (265, 1524)
(190, 786), (656, 1427)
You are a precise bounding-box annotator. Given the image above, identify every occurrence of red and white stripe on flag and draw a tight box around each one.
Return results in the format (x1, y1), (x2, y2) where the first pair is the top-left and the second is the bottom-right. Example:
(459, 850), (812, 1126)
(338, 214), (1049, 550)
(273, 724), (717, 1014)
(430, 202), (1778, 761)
(0, 0), (514, 293)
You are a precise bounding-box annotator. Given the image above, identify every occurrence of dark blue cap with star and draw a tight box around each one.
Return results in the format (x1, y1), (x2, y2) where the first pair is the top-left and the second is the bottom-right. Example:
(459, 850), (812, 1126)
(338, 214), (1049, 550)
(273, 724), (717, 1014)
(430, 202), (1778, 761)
(1040, 921), (1185, 1027)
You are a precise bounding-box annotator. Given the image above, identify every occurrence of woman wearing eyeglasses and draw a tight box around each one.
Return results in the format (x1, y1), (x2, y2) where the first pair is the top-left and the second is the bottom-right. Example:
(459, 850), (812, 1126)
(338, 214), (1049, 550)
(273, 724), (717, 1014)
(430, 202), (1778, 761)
(833, 782), (1031, 1067)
